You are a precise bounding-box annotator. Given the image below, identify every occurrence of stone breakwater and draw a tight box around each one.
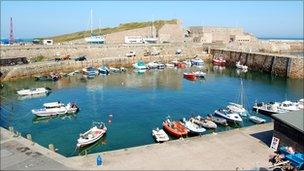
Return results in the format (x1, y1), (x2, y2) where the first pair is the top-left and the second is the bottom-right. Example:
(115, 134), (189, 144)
(210, 49), (304, 79)
(0, 54), (211, 81)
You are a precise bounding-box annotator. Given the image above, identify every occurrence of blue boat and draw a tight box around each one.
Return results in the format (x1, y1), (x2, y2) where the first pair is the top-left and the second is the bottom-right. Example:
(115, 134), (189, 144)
(98, 66), (110, 75)
(279, 146), (304, 169)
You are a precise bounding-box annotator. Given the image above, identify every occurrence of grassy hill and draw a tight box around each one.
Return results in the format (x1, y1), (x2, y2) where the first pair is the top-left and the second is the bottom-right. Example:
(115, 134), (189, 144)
(49, 19), (178, 43)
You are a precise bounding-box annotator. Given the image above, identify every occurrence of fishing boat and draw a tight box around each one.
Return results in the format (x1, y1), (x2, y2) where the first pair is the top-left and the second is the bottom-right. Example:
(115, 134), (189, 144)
(17, 87), (51, 96)
(191, 58), (204, 66)
(212, 57), (226, 65)
(206, 114), (228, 126)
(193, 71), (206, 78)
(98, 66), (110, 75)
(82, 67), (99, 76)
(192, 116), (217, 129)
(279, 100), (301, 111)
(253, 102), (288, 116)
(214, 109), (243, 123)
(183, 73), (197, 80)
(227, 79), (249, 117)
(152, 128), (169, 142)
(32, 102), (79, 117)
(182, 118), (206, 134)
(162, 119), (188, 138)
(236, 61), (248, 70)
(133, 60), (147, 70)
(77, 122), (107, 148)
(249, 115), (266, 124)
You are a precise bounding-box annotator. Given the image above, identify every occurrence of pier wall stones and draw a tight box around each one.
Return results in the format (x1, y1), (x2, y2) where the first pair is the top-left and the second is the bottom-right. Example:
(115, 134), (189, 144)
(210, 49), (304, 79)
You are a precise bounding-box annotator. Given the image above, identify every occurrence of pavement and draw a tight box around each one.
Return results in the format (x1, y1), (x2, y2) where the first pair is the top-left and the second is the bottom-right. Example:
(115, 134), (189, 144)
(1, 123), (275, 170)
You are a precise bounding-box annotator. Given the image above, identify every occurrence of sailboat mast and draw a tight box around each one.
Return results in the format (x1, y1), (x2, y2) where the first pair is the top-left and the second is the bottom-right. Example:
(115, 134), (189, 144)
(90, 9), (93, 35)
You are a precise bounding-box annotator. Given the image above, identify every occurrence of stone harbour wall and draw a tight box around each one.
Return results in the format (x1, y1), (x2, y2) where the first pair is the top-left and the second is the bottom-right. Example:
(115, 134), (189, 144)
(210, 49), (304, 79)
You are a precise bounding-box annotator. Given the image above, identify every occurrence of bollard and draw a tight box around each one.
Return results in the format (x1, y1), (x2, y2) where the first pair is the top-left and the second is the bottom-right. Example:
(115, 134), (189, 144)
(48, 144), (55, 152)
(96, 155), (102, 166)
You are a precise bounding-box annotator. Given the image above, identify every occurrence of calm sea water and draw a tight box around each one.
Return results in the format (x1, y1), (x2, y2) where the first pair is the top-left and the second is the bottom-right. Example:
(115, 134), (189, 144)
(0, 64), (303, 157)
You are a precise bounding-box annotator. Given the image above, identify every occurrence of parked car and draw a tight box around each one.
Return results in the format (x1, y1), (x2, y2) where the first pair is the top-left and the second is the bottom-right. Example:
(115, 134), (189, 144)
(74, 55), (87, 61)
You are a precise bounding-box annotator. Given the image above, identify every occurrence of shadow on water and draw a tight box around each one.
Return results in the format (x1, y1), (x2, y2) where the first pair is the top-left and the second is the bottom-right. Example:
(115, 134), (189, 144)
(76, 136), (107, 156)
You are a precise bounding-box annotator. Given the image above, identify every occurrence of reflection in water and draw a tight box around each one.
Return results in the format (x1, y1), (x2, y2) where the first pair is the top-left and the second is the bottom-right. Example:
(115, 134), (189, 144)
(77, 136), (107, 156)
(32, 114), (78, 124)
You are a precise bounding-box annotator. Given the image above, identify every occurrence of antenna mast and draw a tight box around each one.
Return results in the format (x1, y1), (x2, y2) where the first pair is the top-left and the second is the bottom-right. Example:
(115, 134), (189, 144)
(9, 17), (15, 44)
(90, 9), (93, 35)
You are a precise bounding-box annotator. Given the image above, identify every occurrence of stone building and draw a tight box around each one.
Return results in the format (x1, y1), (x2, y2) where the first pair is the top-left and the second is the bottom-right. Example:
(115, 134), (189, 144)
(189, 26), (256, 43)
(158, 20), (184, 43)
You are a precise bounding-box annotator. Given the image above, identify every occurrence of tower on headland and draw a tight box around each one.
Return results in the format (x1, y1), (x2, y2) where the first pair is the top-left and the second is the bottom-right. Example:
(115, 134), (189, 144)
(9, 17), (15, 44)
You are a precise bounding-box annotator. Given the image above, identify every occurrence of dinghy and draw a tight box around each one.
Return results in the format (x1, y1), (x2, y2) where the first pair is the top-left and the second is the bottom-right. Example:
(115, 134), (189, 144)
(182, 118), (206, 134)
(249, 115), (266, 124)
(77, 122), (107, 148)
(214, 109), (243, 123)
(17, 87), (51, 96)
(152, 128), (169, 142)
(183, 73), (197, 80)
(192, 116), (217, 129)
(32, 102), (79, 117)
(163, 119), (188, 138)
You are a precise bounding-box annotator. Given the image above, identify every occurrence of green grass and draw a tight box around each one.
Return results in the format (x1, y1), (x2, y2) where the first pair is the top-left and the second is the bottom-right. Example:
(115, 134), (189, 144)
(49, 19), (178, 43)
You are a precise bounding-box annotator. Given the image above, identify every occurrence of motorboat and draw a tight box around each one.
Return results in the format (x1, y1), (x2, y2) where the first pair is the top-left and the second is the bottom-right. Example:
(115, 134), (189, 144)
(165, 63), (175, 68)
(193, 71), (206, 78)
(296, 99), (304, 109)
(236, 61), (248, 70)
(212, 57), (226, 65)
(206, 114), (228, 126)
(176, 62), (187, 69)
(279, 100), (301, 111)
(191, 58), (204, 66)
(162, 119), (188, 138)
(77, 122), (107, 148)
(252, 102), (288, 116)
(192, 116), (217, 129)
(133, 60), (147, 70)
(182, 118), (206, 134)
(227, 103), (248, 117)
(214, 109), (243, 123)
(17, 87), (51, 96)
(152, 128), (169, 142)
(32, 102), (79, 117)
(183, 73), (197, 80)
(249, 115), (266, 124)
(82, 67), (99, 76)
(147, 61), (159, 69)
(98, 66), (110, 75)
(155, 61), (165, 69)
(109, 67), (120, 73)
(182, 60), (192, 67)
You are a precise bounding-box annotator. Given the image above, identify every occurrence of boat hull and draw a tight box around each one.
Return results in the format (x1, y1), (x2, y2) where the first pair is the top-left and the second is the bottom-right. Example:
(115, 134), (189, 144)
(163, 121), (188, 138)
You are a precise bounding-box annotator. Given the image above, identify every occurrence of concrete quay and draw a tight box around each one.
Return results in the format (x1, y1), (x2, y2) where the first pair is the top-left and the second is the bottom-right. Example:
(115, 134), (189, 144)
(1, 123), (275, 170)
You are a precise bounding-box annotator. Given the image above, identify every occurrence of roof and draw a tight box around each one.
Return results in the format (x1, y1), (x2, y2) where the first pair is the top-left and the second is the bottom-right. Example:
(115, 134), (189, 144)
(272, 110), (304, 133)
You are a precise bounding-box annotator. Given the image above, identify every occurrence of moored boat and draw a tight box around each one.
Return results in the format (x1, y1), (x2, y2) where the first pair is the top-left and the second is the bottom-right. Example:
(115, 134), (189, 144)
(82, 67), (99, 76)
(214, 109), (243, 123)
(183, 72), (197, 80)
(249, 115), (266, 124)
(98, 66), (110, 75)
(109, 67), (120, 73)
(32, 102), (79, 117)
(212, 57), (226, 65)
(17, 87), (51, 96)
(192, 116), (217, 129)
(191, 58), (204, 66)
(236, 61), (248, 70)
(152, 128), (169, 142)
(165, 63), (175, 68)
(77, 122), (107, 148)
(227, 102), (248, 117)
(206, 114), (228, 126)
(193, 71), (206, 78)
(182, 118), (206, 134)
(253, 102), (288, 116)
(162, 119), (188, 138)
(279, 100), (301, 111)
(133, 60), (147, 70)
(296, 99), (304, 109)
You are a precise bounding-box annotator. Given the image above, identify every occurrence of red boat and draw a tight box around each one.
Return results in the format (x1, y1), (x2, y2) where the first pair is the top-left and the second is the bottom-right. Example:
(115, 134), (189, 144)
(183, 72), (197, 80)
(163, 119), (188, 138)
(212, 57), (226, 65)
(177, 62), (187, 68)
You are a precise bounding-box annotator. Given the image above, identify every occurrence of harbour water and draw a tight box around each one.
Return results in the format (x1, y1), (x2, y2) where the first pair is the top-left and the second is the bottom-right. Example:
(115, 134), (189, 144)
(0, 64), (303, 157)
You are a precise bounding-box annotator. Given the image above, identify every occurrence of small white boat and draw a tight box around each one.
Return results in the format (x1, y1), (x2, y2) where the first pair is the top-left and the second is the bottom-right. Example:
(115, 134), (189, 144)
(152, 128), (169, 142)
(182, 60), (192, 67)
(249, 115), (266, 124)
(191, 58), (204, 66)
(296, 99), (304, 109)
(77, 122), (107, 148)
(236, 61), (248, 70)
(147, 61), (159, 69)
(109, 67), (120, 73)
(227, 102), (248, 117)
(206, 114), (228, 126)
(214, 109), (243, 123)
(182, 118), (206, 134)
(133, 60), (147, 70)
(193, 71), (206, 78)
(17, 87), (51, 96)
(98, 66), (110, 75)
(32, 102), (79, 117)
(165, 63), (175, 68)
(192, 116), (217, 129)
(279, 100), (301, 111)
(82, 67), (99, 75)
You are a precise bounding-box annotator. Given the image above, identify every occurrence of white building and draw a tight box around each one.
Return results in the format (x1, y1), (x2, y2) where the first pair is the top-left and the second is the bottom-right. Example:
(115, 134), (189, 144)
(124, 36), (143, 44)
(43, 39), (53, 45)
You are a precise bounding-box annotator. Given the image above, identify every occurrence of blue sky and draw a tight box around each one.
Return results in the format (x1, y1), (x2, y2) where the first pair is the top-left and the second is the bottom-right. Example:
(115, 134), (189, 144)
(1, 1), (303, 39)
